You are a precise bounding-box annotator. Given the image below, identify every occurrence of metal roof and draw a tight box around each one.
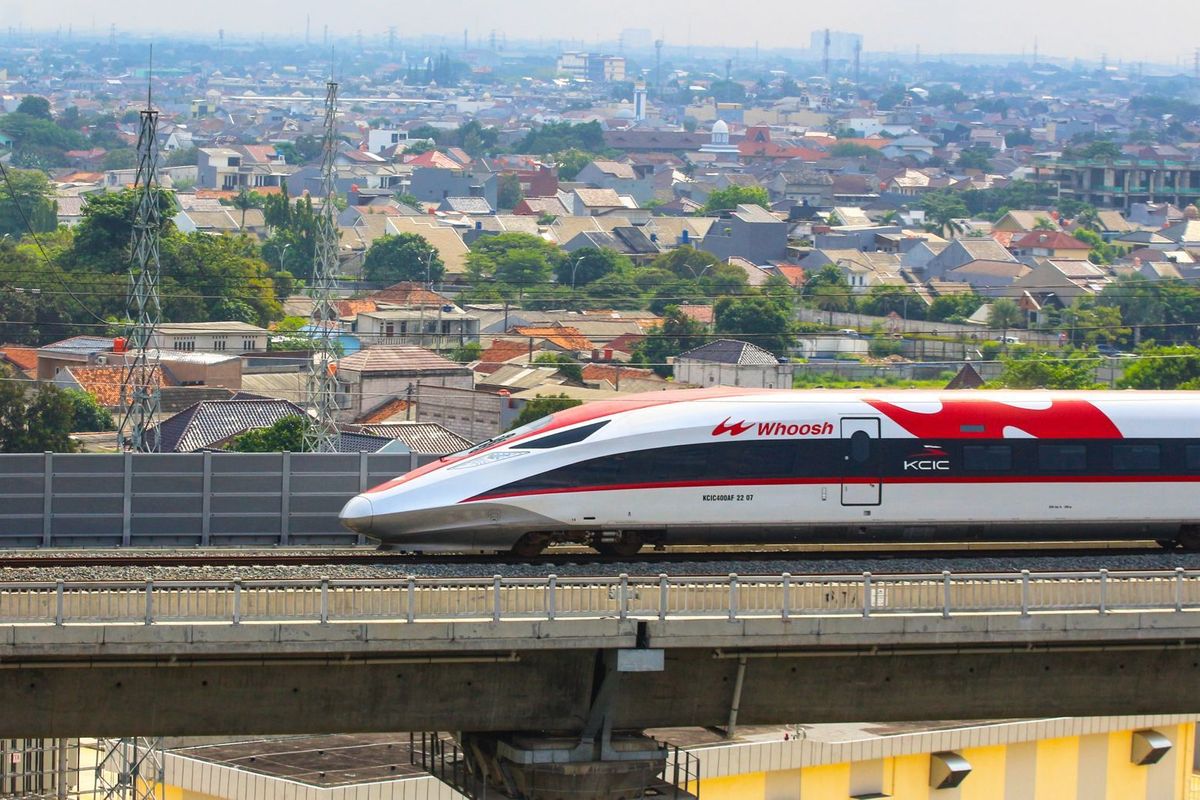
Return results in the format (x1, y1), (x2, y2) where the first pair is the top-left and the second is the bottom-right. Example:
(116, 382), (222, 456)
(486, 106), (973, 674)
(357, 422), (473, 455)
(678, 338), (780, 366)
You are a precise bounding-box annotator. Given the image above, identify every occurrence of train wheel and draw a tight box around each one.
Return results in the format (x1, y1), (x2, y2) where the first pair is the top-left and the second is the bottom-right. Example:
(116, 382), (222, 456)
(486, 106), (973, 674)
(1178, 527), (1200, 552)
(593, 534), (642, 557)
(509, 534), (549, 559)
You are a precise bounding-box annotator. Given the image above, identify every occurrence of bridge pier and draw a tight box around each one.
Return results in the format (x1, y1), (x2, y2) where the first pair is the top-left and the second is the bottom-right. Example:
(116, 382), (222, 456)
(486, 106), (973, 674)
(420, 649), (698, 800)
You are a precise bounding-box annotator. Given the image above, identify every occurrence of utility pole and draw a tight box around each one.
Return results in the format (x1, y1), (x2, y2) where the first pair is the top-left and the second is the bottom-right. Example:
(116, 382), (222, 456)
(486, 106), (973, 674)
(118, 57), (163, 453)
(303, 80), (342, 454)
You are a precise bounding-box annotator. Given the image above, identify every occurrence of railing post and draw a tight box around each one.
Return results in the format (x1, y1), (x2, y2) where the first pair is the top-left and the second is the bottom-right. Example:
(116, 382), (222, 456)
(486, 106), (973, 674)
(1021, 570), (1031, 617)
(320, 577), (329, 624)
(782, 573), (791, 621)
(618, 573), (629, 620)
(942, 571), (952, 618)
(232, 579), (242, 625)
(1176, 568), (1186, 612)
(547, 574), (557, 620)
(144, 580), (154, 625)
(54, 580), (63, 626)
(728, 573), (739, 621)
(493, 575), (502, 623)
(406, 576), (415, 623)
(658, 574), (668, 620)
(862, 572), (872, 618)
(1099, 569), (1108, 614)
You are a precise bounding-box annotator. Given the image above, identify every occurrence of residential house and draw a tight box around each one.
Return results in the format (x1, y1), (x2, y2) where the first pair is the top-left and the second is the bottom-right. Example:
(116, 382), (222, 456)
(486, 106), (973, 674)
(675, 339), (792, 389)
(150, 322), (268, 354)
(1009, 231), (1092, 260)
(561, 226), (661, 264)
(355, 422), (475, 456)
(1013, 260), (1112, 303)
(409, 167), (498, 209)
(880, 136), (937, 162)
(942, 260), (1033, 290)
(922, 238), (1019, 280)
(197, 145), (292, 191)
(574, 160), (656, 205)
(411, 384), (522, 441)
(699, 204), (788, 265)
(993, 210), (1061, 233)
(353, 307), (480, 351)
(512, 196), (571, 218)
(334, 346), (474, 422)
(437, 196), (495, 215)
(509, 325), (596, 357)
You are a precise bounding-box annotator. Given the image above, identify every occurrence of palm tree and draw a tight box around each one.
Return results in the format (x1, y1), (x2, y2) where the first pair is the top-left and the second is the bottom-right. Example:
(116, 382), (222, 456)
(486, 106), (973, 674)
(1074, 206), (1102, 232)
(1033, 216), (1057, 231)
(232, 189), (263, 231)
(989, 298), (1024, 350)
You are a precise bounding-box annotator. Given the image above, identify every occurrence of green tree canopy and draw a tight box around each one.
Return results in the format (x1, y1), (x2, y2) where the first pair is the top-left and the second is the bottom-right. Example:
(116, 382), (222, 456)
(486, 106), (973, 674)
(1118, 346), (1200, 389)
(61, 388), (114, 432)
(0, 167), (57, 238)
(0, 371), (77, 453)
(466, 232), (563, 295)
(555, 247), (632, 288)
(633, 305), (709, 377)
(996, 353), (1100, 389)
(801, 264), (855, 313)
(714, 295), (794, 356)
(230, 415), (310, 452)
(363, 233), (444, 284)
(517, 121), (606, 154)
(16, 96), (52, 120)
(859, 285), (927, 320)
(72, 189), (176, 270)
(649, 246), (722, 281)
(702, 185), (770, 214)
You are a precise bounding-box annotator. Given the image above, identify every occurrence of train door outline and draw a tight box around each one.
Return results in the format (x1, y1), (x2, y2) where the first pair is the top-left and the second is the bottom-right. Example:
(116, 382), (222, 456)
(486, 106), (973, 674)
(840, 417), (882, 506)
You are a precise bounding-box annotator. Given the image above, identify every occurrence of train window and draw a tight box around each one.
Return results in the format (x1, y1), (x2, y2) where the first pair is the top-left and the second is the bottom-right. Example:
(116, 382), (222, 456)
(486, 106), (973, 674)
(1187, 446), (1200, 471)
(1038, 444), (1088, 471)
(1112, 444), (1160, 472)
(849, 430), (872, 464)
(653, 446), (709, 480)
(963, 445), (1012, 472)
(521, 421), (610, 449)
(960, 424), (986, 433)
(721, 442), (796, 478)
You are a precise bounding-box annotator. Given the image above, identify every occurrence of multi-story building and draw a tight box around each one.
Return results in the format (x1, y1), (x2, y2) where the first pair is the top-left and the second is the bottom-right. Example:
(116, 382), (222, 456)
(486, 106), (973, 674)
(556, 52), (627, 83)
(1034, 154), (1200, 211)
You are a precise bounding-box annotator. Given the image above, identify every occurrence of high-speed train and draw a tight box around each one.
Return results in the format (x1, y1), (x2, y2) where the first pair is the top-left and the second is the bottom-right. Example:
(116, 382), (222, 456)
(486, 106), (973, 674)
(339, 388), (1200, 555)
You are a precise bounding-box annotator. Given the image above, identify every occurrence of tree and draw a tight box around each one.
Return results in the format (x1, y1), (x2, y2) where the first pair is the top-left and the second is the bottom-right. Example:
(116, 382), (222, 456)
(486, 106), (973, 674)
(509, 395), (582, 430)
(165, 147), (198, 167)
(553, 148), (599, 181)
(363, 233), (444, 284)
(956, 146), (993, 172)
(230, 189), (264, 230)
(466, 232), (562, 296)
(229, 415), (309, 452)
(927, 292), (983, 322)
(649, 246), (722, 281)
(496, 173), (523, 211)
(1080, 140), (1122, 160)
(633, 306), (709, 377)
(830, 141), (882, 159)
(556, 247), (631, 288)
(921, 192), (969, 238)
(996, 353), (1100, 389)
(0, 167), (57, 238)
(859, 285), (926, 320)
(988, 298), (1024, 346)
(0, 371), (77, 453)
(62, 389), (114, 431)
(702, 185), (770, 214)
(101, 149), (137, 170)
(1119, 346), (1200, 389)
(72, 189), (175, 270)
(801, 264), (854, 313)
(292, 135), (324, 163)
(714, 296), (793, 356)
(16, 96), (52, 120)
(1033, 216), (1057, 231)
(534, 352), (583, 382)
(517, 121), (606, 154)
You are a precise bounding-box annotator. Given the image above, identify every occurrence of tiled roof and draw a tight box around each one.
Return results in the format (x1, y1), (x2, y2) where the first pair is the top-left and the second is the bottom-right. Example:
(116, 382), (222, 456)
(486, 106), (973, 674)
(580, 364), (662, 384)
(358, 422), (473, 455)
(475, 339), (530, 374)
(679, 338), (779, 366)
(0, 346), (38, 375)
(336, 346), (465, 374)
(369, 282), (453, 306)
(510, 326), (595, 352)
(39, 336), (113, 354)
(587, 160), (637, 179)
(330, 431), (394, 453)
(356, 397), (411, 424)
(67, 365), (168, 407)
(676, 305), (715, 324)
(440, 196), (494, 214)
(1013, 231), (1090, 250)
(150, 399), (307, 453)
(333, 298), (380, 318)
(574, 188), (624, 207)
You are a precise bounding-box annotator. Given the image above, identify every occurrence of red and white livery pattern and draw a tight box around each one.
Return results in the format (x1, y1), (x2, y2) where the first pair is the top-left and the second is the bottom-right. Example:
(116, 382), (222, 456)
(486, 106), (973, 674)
(339, 388), (1200, 554)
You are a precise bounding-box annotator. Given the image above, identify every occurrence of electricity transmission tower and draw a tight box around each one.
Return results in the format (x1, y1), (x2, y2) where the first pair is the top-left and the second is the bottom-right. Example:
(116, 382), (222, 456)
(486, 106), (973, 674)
(118, 73), (163, 452)
(94, 737), (164, 800)
(303, 80), (342, 453)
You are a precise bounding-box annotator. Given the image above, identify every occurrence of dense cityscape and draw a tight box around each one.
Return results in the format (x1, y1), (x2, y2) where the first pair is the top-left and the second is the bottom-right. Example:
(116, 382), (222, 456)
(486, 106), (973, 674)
(1, 13), (1199, 800)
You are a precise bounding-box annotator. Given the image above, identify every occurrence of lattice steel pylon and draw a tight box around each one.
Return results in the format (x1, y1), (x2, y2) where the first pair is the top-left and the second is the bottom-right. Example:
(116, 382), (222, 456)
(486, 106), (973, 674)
(303, 79), (342, 453)
(117, 77), (163, 452)
(94, 737), (164, 800)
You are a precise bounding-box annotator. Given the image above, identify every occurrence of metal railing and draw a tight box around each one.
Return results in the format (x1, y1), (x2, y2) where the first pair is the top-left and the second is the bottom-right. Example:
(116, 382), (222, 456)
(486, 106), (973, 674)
(0, 570), (1197, 627)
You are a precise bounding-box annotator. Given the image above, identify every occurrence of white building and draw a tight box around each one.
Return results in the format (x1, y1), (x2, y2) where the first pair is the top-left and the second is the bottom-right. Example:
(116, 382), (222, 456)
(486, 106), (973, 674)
(149, 322), (269, 354)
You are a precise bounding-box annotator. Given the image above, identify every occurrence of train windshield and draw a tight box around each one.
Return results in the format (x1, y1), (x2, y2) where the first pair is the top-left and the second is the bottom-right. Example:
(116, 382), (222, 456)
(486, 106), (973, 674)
(442, 414), (558, 459)
(519, 420), (610, 449)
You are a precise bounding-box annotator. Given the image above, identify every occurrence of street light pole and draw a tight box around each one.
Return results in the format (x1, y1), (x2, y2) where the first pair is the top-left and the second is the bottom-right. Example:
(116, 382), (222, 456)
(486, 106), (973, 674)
(278, 242), (291, 272)
(570, 255), (586, 308)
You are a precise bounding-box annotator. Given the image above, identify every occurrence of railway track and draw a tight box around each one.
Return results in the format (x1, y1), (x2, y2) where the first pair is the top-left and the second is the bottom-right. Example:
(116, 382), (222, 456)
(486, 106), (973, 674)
(0, 541), (1170, 571)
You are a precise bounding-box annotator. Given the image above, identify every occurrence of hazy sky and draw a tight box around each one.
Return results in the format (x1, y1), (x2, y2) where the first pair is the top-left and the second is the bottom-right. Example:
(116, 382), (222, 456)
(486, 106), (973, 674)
(5, 0), (1199, 65)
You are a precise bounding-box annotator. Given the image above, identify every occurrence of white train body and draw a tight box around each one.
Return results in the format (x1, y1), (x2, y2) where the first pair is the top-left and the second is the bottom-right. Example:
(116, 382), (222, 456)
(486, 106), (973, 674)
(339, 388), (1200, 552)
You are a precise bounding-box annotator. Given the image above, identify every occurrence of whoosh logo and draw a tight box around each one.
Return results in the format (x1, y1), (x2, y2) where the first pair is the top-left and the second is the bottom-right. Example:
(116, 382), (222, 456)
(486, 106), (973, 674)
(711, 418), (834, 437)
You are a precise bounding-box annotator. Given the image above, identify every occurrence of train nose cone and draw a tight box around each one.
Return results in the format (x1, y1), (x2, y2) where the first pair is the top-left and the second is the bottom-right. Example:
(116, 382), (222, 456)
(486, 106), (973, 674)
(339, 495), (374, 533)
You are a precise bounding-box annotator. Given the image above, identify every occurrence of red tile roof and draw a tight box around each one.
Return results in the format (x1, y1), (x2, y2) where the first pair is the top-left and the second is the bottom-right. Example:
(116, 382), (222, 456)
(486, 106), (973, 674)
(370, 282), (454, 306)
(772, 266), (807, 287)
(334, 298), (380, 318)
(336, 346), (465, 374)
(475, 339), (529, 375)
(606, 333), (646, 354)
(0, 346), (38, 375)
(405, 150), (463, 170)
(580, 364), (663, 384)
(69, 365), (167, 407)
(1012, 231), (1091, 250)
(510, 326), (595, 352)
(676, 304), (715, 324)
(355, 397), (411, 424)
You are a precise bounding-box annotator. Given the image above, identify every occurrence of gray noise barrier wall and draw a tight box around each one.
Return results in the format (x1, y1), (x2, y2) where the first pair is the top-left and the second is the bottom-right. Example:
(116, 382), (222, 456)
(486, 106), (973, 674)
(0, 452), (427, 548)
